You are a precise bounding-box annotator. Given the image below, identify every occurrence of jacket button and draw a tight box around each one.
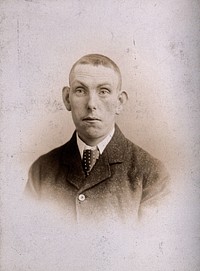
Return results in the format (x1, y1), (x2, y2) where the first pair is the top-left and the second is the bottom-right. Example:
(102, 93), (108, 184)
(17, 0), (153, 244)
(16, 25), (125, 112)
(78, 194), (86, 201)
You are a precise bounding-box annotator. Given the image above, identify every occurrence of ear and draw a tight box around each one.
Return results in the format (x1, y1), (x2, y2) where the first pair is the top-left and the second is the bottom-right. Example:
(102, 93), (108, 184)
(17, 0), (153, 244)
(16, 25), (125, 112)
(62, 86), (71, 111)
(115, 91), (128, 115)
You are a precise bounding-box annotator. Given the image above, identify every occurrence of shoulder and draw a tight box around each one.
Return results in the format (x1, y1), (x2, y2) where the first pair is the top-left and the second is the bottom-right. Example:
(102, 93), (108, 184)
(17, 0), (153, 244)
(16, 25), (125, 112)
(128, 139), (164, 170)
(29, 132), (76, 177)
(114, 126), (165, 175)
(114, 127), (170, 192)
(31, 144), (66, 170)
(30, 132), (77, 171)
(127, 138), (168, 181)
(26, 136), (76, 196)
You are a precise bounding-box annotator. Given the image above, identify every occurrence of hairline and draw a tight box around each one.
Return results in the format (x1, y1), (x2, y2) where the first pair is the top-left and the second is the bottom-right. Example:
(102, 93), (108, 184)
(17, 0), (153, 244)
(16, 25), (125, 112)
(69, 55), (122, 90)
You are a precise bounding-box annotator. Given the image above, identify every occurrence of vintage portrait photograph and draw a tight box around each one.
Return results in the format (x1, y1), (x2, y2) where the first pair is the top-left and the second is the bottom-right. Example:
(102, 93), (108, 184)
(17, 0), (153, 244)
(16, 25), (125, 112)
(1, 0), (199, 270)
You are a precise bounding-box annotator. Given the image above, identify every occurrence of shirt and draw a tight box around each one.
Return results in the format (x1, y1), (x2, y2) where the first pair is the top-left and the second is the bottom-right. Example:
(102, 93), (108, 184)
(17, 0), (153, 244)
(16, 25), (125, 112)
(76, 127), (115, 159)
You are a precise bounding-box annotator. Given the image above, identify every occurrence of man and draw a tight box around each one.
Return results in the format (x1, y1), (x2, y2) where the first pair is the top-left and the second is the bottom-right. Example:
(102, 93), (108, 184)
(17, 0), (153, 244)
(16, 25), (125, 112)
(26, 54), (169, 225)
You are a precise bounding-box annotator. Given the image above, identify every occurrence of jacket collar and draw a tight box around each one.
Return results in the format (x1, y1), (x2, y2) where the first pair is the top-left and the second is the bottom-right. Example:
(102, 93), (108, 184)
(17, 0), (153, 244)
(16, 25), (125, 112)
(104, 124), (126, 164)
(61, 125), (127, 191)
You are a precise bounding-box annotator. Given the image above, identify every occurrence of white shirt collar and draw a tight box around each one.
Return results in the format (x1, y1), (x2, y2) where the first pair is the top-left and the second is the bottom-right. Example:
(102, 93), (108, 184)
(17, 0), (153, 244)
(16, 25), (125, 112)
(76, 127), (115, 158)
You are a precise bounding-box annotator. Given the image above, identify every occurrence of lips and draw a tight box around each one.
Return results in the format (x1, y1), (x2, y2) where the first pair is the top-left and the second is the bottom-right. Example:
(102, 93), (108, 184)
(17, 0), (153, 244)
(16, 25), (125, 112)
(83, 116), (101, 121)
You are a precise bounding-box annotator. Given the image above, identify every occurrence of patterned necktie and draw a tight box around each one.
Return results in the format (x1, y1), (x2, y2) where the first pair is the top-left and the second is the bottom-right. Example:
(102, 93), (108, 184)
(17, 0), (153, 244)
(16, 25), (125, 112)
(83, 147), (99, 175)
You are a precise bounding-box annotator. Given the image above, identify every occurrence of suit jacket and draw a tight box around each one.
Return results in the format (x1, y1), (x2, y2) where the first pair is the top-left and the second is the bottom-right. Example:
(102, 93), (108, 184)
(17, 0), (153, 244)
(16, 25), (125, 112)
(26, 125), (169, 225)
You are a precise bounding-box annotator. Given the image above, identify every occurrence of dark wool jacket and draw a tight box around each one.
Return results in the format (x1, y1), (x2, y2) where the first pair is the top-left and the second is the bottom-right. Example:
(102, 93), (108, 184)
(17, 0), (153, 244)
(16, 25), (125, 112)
(26, 125), (169, 225)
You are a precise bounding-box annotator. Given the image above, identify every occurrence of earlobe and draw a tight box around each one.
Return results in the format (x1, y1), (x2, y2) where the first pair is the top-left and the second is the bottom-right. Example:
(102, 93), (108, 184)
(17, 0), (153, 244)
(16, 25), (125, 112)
(116, 91), (128, 115)
(62, 86), (71, 111)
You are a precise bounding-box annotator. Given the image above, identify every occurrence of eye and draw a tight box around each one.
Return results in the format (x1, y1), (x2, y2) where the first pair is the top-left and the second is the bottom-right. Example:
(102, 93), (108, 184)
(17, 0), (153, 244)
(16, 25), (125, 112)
(75, 87), (86, 96)
(98, 88), (110, 96)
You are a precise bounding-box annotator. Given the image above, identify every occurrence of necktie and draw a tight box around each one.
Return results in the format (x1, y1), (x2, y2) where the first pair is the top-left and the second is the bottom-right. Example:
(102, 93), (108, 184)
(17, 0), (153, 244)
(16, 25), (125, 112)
(83, 148), (99, 175)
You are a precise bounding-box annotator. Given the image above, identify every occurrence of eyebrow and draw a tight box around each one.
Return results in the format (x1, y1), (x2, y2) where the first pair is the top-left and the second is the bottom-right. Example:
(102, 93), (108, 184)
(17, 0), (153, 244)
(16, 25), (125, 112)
(72, 81), (112, 88)
(72, 81), (87, 87)
(97, 83), (111, 88)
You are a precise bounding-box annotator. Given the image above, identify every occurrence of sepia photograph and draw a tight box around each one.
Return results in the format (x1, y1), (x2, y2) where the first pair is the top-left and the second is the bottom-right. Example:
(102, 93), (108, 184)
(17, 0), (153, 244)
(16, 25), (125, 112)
(0, 0), (199, 270)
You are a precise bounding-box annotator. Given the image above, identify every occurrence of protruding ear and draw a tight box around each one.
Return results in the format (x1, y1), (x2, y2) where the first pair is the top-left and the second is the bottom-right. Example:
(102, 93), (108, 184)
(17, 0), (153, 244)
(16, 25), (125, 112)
(62, 86), (71, 111)
(115, 91), (128, 115)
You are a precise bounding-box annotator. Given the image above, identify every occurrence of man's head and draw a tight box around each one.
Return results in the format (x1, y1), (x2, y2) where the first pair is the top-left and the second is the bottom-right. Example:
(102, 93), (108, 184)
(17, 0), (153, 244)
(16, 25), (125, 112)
(63, 54), (128, 146)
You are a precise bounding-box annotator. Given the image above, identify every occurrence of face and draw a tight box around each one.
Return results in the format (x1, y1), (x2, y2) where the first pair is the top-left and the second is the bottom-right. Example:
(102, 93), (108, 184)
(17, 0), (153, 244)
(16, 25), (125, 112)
(63, 64), (126, 145)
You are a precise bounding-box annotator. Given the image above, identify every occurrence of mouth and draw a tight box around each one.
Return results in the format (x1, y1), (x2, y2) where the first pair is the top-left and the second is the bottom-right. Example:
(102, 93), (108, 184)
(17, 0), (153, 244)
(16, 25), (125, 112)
(82, 117), (101, 122)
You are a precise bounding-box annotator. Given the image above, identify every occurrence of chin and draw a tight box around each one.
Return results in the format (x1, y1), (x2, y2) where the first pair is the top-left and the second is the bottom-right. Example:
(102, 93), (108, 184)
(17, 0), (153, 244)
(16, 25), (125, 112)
(85, 129), (101, 139)
(84, 127), (104, 140)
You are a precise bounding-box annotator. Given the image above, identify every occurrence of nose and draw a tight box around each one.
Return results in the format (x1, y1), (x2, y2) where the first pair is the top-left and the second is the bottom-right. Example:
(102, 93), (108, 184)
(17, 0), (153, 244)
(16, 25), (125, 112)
(87, 92), (98, 110)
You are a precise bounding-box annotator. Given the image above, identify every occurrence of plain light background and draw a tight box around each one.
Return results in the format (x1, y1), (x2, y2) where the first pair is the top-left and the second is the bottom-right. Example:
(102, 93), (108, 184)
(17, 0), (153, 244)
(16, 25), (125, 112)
(0, 0), (200, 270)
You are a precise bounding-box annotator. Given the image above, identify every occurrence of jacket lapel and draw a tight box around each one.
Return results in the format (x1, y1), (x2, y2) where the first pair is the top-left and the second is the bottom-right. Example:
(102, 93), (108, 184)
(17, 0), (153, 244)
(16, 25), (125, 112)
(61, 125), (127, 191)
(61, 132), (85, 189)
(79, 152), (111, 193)
(79, 125), (127, 192)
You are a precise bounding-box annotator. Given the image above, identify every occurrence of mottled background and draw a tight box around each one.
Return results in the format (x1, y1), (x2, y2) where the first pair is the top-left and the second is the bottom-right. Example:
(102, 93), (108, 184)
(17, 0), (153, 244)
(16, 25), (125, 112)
(0, 0), (200, 270)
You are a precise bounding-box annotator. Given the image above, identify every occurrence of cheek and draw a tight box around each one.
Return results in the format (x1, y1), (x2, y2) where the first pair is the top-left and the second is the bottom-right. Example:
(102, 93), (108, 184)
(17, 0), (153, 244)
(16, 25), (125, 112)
(70, 98), (86, 111)
(103, 100), (118, 113)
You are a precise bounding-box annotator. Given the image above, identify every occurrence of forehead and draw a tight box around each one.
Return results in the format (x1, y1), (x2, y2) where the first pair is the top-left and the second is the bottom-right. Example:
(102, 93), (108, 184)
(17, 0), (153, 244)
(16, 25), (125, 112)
(69, 64), (120, 87)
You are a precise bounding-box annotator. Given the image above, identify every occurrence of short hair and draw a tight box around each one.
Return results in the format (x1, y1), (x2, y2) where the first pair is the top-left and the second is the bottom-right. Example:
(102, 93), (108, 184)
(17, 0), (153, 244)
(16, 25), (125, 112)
(69, 54), (122, 90)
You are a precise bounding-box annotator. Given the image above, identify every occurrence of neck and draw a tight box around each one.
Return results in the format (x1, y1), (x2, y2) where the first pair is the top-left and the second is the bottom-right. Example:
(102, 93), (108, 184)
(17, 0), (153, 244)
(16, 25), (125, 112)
(77, 127), (115, 146)
(77, 135), (107, 146)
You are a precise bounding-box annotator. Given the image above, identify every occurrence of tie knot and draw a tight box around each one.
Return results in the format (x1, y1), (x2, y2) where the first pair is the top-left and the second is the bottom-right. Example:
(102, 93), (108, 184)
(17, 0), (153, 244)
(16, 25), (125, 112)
(83, 147), (99, 175)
